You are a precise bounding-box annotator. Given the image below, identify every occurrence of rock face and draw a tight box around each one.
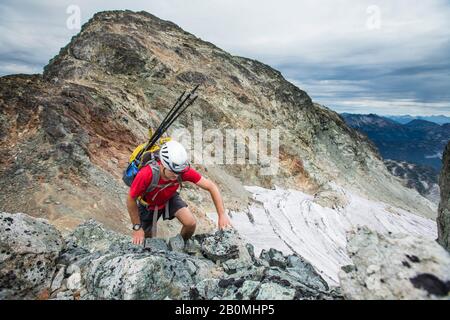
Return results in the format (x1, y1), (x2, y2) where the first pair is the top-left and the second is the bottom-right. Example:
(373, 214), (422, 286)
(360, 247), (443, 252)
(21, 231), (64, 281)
(0, 10), (435, 239)
(1, 212), (340, 300)
(384, 159), (440, 204)
(0, 212), (65, 299)
(339, 227), (450, 300)
(438, 141), (450, 251)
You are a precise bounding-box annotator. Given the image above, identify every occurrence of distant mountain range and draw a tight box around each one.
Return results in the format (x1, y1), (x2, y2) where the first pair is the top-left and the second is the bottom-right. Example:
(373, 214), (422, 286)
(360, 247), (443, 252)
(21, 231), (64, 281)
(341, 113), (450, 203)
(385, 115), (450, 125)
(341, 113), (450, 172)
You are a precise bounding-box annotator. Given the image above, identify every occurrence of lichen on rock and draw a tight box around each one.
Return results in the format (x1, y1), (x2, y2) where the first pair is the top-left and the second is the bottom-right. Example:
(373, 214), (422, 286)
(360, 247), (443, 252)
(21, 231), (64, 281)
(338, 226), (450, 300)
(0, 212), (65, 299)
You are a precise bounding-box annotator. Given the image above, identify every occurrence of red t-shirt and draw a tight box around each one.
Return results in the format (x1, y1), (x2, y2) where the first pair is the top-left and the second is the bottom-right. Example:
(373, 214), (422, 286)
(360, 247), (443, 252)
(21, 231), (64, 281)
(129, 162), (202, 209)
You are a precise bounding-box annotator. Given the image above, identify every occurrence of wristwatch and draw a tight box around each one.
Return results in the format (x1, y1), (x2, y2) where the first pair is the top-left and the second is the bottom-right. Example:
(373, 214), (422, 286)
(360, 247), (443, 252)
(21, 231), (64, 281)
(132, 223), (142, 231)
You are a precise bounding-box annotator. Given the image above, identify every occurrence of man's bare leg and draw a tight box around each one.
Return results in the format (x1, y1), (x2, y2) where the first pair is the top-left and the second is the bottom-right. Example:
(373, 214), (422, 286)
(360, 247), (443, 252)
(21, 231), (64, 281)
(175, 207), (197, 241)
(144, 231), (154, 239)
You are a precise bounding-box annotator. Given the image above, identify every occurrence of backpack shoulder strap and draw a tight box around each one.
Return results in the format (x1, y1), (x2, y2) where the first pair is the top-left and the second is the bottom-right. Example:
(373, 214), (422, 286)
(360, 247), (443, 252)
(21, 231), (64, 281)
(145, 162), (161, 194)
(141, 162), (183, 203)
(177, 175), (183, 191)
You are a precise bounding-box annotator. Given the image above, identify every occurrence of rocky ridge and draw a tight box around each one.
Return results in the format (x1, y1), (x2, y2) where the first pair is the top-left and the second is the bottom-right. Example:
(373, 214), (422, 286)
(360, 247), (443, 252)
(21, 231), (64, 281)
(0, 10), (435, 239)
(2, 212), (449, 300)
(0, 212), (341, 300)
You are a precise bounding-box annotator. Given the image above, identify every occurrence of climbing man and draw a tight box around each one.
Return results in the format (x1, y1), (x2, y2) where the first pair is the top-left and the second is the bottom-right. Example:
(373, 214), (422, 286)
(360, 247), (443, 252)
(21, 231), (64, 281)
(126, 140), (232, 245)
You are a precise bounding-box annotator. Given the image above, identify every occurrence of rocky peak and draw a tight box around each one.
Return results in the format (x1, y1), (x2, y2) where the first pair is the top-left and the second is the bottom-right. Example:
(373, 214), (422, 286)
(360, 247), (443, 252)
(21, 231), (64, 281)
(341, 113), (401, 129)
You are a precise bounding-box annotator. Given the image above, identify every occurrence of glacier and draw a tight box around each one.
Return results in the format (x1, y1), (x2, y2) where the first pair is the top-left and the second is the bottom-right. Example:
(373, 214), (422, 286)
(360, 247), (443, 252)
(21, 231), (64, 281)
(209, 185), (437, 286)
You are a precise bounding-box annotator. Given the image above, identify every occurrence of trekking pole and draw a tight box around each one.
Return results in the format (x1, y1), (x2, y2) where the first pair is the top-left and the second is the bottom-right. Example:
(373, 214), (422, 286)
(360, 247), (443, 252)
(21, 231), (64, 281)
(143, 91), (186, 148)
(146, 84), (200, 150)
(135, 90), (188, 163)
(152, 84), (199, 141)
(158, 84), (199, 133)
(159, 94), (198, 134)
(157, 84), (199, 133)
(151, 90), (186, 138)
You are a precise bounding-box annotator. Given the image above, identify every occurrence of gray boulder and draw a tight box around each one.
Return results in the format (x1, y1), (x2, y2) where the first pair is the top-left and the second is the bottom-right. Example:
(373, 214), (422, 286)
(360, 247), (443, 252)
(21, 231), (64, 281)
(258, 248), (330, 293)
(84, 252), (193, 299)
(65, 219), (132, 253)
(200, 229), (253, 264)
(144, 238), (168, 252)
(261, 267), (338, 300)
(286, 255), (329, 291)
(190, 278), (224, 300)
(50, 265), (66, 292)
(260, 248), (287, 268)
(339, 226), (450, 299)
(183, 238), (203, 257)
(0, 212), (65, 299)
(83, 249), (222, 299)
(222, 258), (253, 275)
(238, 280), (261, 299)
(256, 282), (296, 300)
(64, 220), (222, 300)
(245, 243), (257, 263)
(168, 234), (185, 252)
(213, 263), (339, 300)
(221, 279), (261, 300)
(66, 272), (82, 290)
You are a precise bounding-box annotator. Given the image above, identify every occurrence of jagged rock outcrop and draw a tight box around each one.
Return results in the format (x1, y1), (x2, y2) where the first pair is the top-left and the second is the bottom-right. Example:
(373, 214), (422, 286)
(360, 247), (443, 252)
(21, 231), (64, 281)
(338, 226), (450, 299)
(0, 212), (65, 299)
(0, 10), (435, 239)
(0, 212), (340, 300)
(438, 141), (450, 250)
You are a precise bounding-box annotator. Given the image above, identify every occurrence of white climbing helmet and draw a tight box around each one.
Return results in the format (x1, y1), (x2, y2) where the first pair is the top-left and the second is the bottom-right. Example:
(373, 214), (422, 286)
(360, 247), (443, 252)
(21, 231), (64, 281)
(159, 140), (190, 174)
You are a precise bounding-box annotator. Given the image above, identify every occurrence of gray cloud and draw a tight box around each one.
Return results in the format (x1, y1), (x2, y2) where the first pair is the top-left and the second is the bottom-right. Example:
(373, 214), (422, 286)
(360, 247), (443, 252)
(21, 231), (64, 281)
(0, 0), (449, 115)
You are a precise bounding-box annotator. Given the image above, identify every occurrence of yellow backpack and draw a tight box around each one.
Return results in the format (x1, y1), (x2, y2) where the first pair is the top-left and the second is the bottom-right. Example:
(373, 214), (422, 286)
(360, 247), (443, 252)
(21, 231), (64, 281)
(123, 128), (172, 187)
(128, 129), (172, 167)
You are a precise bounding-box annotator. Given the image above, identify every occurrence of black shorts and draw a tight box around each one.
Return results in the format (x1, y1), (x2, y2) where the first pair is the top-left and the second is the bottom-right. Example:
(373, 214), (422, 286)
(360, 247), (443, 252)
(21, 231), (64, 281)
(138, 193), (187, 234)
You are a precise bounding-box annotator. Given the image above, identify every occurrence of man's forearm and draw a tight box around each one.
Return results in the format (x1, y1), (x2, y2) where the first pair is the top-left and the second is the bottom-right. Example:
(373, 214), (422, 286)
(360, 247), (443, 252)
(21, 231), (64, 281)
(209, 183), (225, 217)
(127, 195), (141, 225)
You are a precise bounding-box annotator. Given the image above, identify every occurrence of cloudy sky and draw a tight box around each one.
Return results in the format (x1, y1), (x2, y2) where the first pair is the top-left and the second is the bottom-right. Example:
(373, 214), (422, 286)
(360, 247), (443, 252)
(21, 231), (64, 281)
(1, 0), (449, 116)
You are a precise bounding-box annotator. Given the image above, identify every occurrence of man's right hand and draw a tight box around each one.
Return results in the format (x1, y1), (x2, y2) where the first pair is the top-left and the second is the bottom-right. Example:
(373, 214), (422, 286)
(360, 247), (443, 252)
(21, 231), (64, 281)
(132, 229), (145, 245)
